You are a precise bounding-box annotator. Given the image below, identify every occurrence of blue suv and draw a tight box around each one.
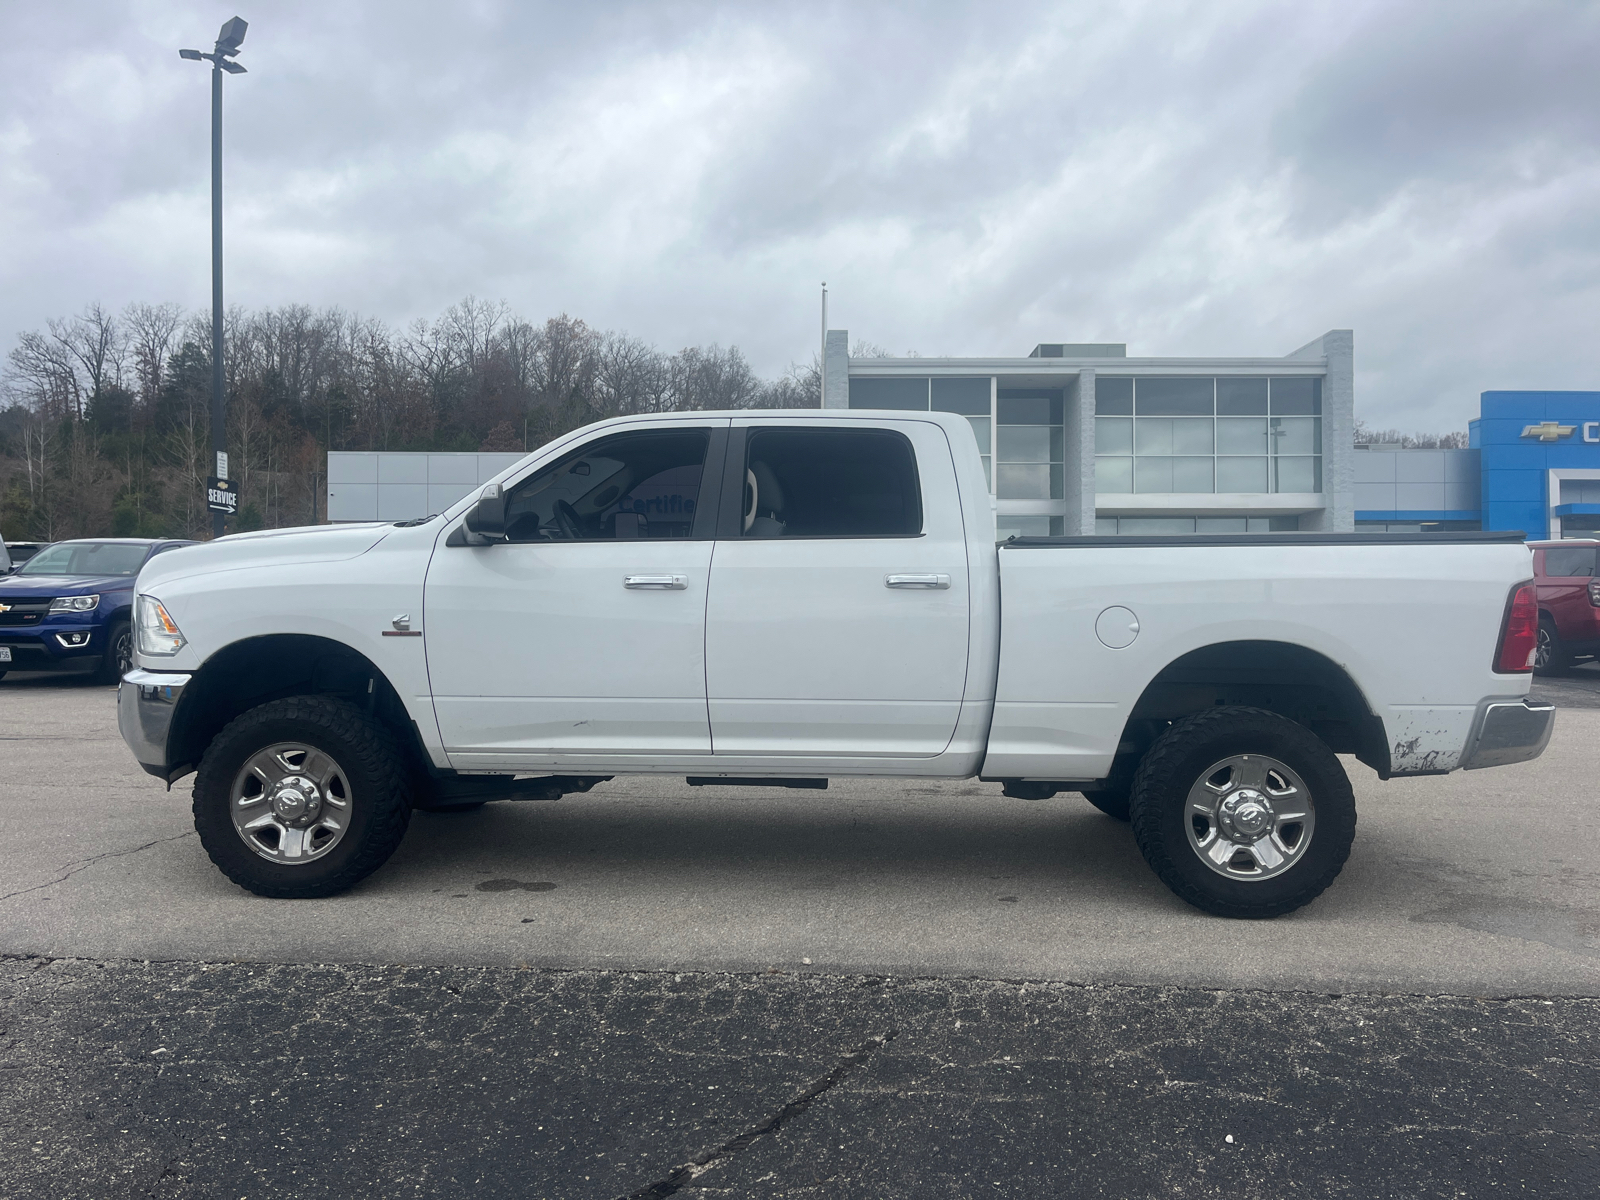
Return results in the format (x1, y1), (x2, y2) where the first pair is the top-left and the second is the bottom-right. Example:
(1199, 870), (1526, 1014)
(0, 539), (197, 684)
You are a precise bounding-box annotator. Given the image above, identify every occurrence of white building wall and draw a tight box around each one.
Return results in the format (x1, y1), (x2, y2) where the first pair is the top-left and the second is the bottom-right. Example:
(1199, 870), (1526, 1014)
(1352, 447), (1480, 515)
(327, 452), (526, 523)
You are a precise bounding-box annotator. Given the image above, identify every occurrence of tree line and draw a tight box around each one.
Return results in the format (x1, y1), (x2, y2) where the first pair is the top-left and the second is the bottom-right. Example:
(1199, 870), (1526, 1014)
(0, 297), (820, 542)
(1, 300), (1471, 545)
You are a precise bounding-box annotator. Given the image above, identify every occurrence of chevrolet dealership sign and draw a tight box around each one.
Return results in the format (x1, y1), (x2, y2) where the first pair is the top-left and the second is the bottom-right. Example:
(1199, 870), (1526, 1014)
(1521, 421), (1600, 442)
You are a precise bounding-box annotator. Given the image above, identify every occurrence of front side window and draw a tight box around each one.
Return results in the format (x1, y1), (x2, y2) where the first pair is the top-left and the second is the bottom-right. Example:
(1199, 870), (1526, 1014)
(742, 428), (922, 538)
(502, 429), (708, 542)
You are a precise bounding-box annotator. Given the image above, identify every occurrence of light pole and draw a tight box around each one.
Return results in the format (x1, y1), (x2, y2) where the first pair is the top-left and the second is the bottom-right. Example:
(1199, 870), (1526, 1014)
(181, 17), (248, 539)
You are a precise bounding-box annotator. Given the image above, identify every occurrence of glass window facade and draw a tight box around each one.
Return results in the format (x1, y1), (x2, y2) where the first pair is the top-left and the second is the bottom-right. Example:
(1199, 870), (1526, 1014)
(850, 376), (994, 488)
(1095, 516), (1301, 535)
(996, 389), (1063, 500)
(846, 367), (1330, 541)
(1095, 377), (1322, 495)
(998, 515), (1066, 538)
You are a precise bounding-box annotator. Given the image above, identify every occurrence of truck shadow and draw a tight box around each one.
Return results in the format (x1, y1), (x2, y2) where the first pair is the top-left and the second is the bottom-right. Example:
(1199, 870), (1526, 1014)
(386, 789), (1161, 904)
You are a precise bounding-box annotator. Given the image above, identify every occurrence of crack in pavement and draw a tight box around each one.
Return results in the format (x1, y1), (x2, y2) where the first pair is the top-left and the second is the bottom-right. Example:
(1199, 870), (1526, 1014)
(0, 831), (196, 903)
(143, 1135), (195, 1198)
(620, 1030), (898, 1200)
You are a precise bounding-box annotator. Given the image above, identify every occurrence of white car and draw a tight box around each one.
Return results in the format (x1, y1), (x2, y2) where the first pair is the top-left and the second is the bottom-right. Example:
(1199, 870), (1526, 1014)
(119, 409), (1552, 916)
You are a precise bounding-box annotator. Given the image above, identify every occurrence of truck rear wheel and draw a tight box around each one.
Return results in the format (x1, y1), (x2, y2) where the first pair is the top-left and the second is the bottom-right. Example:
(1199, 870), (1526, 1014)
(192, 695), (412, 898)
(1128, 706), (1355, 919)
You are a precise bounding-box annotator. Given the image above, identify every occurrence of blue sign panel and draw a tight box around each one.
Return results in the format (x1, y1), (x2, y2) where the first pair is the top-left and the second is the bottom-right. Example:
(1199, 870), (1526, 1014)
(1471, 391), (1600, 539)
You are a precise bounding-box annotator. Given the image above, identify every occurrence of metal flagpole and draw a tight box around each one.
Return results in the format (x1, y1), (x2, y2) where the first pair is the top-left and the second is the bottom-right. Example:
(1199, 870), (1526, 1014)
(820, 282), (827, 408)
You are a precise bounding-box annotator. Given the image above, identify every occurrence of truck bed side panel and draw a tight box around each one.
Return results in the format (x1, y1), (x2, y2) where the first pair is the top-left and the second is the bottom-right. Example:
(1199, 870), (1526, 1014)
(985, 542), (1534, 780)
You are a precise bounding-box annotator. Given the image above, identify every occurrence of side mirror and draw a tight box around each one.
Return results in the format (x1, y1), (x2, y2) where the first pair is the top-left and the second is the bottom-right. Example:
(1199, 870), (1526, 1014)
(462, 483), (507, 543)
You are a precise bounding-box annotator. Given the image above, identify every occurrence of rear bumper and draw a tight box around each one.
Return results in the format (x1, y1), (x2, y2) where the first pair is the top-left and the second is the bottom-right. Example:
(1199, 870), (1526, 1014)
(1461, 699), (1556, 771)
(118, 669), (191, 780)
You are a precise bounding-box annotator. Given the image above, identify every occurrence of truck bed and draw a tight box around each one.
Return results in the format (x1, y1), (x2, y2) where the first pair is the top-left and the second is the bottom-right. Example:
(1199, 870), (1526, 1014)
(984, 531), (1535, 781)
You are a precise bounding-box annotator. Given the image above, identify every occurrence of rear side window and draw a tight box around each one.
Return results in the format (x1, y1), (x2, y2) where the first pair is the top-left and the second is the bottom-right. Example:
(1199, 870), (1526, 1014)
(742, 427), (922, 538)
(1543, 547), (1597, 577)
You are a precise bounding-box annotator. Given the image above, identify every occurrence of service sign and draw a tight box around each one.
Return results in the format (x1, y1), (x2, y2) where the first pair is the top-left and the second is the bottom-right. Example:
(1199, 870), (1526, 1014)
(207, 476), (239, 515)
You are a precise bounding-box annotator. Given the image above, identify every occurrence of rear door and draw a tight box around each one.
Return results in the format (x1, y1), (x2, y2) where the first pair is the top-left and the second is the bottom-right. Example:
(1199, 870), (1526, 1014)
(703, 418), (971, 757)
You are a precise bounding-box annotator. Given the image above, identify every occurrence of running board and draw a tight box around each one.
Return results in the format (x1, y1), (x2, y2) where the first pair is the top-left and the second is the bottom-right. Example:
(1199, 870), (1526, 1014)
(686, 777), (828, 790)
(433, 774), (611, 803)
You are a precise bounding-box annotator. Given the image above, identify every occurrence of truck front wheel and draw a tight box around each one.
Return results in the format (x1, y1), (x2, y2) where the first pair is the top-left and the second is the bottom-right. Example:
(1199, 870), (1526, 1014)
(192, 695), (413, 898)
(1534, 617), (1571, 675)
(1129, 706), (1355, 919)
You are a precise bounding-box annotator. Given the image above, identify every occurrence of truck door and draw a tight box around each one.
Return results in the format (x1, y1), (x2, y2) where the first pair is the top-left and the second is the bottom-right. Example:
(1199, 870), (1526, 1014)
(703, 419), (972, 757)
(423, 423), (726, 767)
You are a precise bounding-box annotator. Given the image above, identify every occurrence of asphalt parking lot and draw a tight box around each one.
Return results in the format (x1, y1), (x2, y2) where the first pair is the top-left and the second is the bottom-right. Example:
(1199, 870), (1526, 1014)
(2, 666), (1598, 1197)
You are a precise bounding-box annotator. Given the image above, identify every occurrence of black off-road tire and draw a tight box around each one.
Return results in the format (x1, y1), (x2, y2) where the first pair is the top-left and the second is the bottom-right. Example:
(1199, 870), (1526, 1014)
(1082, 786), (1131, 821)
(1534, 616), (1572, 676)
(192, 695), (412, 898)
(1129, 706), (1356, 919)
(94, 618), (133, 685)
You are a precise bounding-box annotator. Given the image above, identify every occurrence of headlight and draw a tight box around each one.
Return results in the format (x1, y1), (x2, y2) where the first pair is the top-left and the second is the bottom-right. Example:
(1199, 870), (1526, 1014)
(136, 595), (187, 656)
(49, 594), (99, 614)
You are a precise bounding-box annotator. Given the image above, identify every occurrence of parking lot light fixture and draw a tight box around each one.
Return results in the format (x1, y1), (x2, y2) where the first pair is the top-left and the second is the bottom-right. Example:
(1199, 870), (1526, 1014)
(179, 17), (249, 540)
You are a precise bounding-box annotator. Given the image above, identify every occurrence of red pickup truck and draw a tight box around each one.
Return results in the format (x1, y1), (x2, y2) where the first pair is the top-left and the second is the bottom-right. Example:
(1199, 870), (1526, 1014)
(1532, 539), (1600, 674)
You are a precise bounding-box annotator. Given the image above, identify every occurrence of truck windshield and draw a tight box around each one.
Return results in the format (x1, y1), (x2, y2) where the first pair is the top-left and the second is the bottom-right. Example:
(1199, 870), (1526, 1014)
(16, 542), (149, 577)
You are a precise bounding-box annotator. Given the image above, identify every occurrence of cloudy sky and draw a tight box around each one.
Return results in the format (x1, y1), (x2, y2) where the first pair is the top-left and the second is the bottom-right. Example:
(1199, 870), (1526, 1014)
(2, 0), (1597, 433)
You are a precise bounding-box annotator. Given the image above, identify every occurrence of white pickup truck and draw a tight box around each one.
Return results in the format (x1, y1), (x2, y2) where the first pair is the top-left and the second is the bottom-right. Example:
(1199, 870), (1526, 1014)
(119, 409), (1553, 917)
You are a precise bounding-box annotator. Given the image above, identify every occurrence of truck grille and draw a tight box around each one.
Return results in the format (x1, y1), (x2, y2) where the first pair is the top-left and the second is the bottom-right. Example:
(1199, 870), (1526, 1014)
(0, 597), (51, 626)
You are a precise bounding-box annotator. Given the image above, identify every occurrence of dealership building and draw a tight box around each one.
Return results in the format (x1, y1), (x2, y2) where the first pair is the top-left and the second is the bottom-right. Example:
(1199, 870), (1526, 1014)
(823, 328), (1352, 538)
(1359, 391), (1600, 541)
(327, 327), (1600, 542)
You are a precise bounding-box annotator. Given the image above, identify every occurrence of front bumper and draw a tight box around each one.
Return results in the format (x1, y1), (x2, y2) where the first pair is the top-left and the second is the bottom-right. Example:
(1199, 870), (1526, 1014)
(1461, 698), (1556, 771)
(118, 668), (191, 780)
(0, 622), (105, 671)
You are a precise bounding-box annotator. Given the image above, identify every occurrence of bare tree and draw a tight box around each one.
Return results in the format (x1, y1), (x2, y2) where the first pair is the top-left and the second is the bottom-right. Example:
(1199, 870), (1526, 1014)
(755, 355), (821, 409)
(2, 294), (811, 538)
(593, 332), (668, 419)
(7, 328), (83, 420)
(54, 303), (124, 412)
(1354, 419), (1469, 450)
(124, 301), (185, 407)
(669, 344), (761, 410)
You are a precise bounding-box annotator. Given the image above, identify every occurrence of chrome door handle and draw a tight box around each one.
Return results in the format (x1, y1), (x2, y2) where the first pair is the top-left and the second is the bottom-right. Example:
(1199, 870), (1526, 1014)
(624, 574), (688, 590)
(885, 573), (950, 589)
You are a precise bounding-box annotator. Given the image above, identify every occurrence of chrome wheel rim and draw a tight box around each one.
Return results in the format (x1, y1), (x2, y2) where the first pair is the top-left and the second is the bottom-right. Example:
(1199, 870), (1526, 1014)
(1535, 626), (1552, 670)
(230, 742), (353, 865)
(1185, 754), (1314, 881)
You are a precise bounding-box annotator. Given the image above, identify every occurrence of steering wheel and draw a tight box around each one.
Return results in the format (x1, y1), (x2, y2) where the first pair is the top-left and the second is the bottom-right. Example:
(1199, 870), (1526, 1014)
(553, 500), (582, 540)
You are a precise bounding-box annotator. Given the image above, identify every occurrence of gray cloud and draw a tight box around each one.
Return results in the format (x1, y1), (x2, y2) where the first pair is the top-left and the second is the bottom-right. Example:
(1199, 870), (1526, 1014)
(2, 0), (1598, 435)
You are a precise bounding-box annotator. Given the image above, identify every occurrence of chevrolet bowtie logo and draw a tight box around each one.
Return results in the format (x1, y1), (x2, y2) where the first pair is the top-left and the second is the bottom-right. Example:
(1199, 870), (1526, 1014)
(0, 603), (9, 613)
(1522, 421), (1576, 442)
